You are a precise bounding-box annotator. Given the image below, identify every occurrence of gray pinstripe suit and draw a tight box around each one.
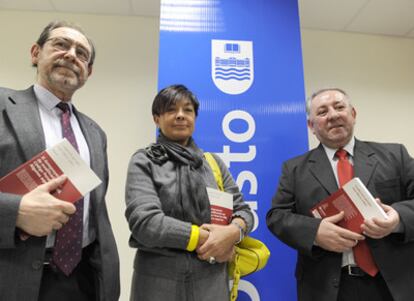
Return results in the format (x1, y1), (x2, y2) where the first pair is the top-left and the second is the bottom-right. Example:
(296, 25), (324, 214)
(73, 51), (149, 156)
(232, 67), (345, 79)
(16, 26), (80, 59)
(0, 86), (120, 301)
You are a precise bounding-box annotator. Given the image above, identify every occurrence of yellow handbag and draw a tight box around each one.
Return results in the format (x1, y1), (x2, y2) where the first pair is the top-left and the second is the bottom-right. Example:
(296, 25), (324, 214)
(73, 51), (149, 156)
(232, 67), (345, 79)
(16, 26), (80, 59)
(204, 153), (271, 301)
(228, 236), (270, 301)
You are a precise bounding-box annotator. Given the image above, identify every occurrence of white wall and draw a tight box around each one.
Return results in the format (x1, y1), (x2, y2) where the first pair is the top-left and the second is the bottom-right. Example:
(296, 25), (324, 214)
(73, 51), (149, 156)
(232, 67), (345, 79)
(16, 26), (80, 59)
(301, 29), (414, 153)
(0, 10), (159, 301)
(2, 9), (414, 301)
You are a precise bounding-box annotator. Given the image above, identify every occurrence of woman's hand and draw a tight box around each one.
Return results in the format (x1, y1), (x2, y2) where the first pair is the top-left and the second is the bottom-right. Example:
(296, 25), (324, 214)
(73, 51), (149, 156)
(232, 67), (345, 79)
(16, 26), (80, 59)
(197, 228), (210, 247)
(196, 223), (239, 263)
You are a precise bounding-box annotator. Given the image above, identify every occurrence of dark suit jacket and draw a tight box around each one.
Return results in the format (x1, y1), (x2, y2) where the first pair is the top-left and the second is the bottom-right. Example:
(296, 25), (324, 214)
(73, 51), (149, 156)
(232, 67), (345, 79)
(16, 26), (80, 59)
(266, 139), (414, 301)
(0, 87), (120, 301)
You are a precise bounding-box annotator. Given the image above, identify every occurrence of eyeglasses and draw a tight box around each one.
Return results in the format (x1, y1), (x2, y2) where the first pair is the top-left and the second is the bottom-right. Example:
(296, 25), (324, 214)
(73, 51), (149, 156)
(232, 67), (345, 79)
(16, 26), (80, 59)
(46, 37), (91, 63)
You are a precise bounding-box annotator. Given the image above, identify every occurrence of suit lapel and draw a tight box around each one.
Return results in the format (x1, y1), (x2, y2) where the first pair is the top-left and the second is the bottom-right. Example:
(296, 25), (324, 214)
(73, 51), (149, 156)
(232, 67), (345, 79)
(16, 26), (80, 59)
(73, 106), (105, 207)
(353, 139), (377, 187)
(309, 144), (338, 195)
(73, 107), (100, 173)
(4, 87), (45, 160)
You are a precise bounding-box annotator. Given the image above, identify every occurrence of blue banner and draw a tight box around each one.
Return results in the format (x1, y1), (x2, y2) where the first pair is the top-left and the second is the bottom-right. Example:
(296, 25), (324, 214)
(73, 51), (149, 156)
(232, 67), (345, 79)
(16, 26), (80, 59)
(158, 1), (308, 299)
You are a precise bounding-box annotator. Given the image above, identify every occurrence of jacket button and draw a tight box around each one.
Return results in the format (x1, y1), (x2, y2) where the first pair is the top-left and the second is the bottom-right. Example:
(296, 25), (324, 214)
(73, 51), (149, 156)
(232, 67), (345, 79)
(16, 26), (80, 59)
(332, 278), (339, 288)
(32, 260), (42, 270)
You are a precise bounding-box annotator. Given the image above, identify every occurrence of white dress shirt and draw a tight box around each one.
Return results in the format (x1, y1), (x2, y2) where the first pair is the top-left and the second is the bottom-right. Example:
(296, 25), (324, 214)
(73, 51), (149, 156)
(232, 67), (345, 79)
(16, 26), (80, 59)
(321, 137), (356, 267)
(34, 84), (94, 248)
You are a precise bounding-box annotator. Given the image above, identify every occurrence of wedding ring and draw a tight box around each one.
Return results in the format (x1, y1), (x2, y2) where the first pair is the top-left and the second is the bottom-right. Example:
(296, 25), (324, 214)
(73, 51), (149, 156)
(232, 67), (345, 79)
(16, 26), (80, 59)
(208, 256), (216, 264)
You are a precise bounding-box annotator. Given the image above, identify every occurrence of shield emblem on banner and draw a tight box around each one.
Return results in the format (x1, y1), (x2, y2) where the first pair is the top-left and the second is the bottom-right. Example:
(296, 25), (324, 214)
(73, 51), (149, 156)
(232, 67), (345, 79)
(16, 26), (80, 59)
(211, 39), (254, 95)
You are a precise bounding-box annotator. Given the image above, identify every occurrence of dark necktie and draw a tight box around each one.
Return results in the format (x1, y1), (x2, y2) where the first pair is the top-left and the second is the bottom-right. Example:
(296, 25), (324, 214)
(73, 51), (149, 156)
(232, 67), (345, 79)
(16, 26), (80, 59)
(336, 149), (378, 277)
(53, 102), (84, 276)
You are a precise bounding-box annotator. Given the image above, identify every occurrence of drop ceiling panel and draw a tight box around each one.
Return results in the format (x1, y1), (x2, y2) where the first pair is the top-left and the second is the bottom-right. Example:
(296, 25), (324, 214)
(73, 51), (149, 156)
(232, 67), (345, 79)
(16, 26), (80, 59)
(51, 0), (131, 15)
(347, 0), (414, 36)
(131, 0), (160, 17)
(2, 0), (414, 39)
(0, 0), (53, 11)
(299, 0), (369, 31)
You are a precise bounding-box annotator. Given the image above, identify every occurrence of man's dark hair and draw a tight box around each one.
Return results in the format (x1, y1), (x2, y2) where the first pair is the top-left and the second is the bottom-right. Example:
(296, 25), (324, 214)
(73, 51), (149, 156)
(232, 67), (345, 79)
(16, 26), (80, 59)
(34, 20), (96, 67)
(152, 84), (200, 117)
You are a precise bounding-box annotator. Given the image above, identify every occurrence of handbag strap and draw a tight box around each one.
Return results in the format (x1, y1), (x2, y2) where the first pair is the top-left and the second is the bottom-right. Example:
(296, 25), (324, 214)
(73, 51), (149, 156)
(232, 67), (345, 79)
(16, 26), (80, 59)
(230, 253), (241, 301)
(204, 152), (224, 191)
(204, 152), (241, 301)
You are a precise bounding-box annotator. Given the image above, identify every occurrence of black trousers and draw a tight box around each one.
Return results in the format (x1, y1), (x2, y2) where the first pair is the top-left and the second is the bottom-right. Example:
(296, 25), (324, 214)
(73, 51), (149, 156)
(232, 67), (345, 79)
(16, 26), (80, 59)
(337, 268), (394, 301)
(38, 244), (98, 301)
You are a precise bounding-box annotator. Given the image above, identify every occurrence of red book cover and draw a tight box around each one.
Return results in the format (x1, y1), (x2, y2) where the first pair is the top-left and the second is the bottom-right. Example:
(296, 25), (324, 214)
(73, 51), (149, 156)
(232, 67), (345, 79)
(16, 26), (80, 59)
(206, 187), (233, 225)
(310, 177), (388, 232)
(310, 187), (364, 233)
(0, 139), (101, 203)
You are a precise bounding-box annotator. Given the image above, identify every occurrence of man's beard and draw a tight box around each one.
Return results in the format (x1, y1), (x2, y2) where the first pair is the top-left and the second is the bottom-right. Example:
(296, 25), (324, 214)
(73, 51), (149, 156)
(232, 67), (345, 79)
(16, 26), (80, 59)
(48, 67), (84, 91)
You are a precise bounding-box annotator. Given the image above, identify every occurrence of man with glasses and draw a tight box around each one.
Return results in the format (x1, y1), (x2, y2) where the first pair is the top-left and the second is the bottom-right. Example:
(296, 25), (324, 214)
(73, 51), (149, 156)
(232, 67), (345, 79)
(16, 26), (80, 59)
(0, 21), (120, 301)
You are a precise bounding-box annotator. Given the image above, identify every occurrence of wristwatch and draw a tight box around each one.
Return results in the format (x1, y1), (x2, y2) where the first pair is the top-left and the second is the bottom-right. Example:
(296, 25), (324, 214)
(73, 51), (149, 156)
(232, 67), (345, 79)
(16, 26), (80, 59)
(231, 221), (245, 244)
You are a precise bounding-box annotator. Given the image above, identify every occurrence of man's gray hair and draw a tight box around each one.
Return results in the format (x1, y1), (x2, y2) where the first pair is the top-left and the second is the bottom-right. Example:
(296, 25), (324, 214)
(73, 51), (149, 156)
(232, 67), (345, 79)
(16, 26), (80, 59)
(306, 88), (351, 117)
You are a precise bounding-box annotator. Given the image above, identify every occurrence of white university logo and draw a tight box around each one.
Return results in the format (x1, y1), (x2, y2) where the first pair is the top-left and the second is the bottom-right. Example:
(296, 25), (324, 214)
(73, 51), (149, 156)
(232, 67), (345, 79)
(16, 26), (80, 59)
(211, 39), (254, 95)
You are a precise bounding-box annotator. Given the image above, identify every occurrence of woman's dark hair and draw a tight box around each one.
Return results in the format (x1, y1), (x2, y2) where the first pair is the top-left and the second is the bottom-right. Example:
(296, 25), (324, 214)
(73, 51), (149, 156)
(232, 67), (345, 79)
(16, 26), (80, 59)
(152, 84), (200, 117)
(34, 20), (96, 67)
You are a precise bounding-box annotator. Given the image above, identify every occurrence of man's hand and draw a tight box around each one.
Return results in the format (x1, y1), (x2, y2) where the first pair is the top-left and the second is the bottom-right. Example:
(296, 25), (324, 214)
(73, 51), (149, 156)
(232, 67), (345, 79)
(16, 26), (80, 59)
(361, 199), (400, 239)
(315, 211), (365, 253)
(16, 175), (76, 237)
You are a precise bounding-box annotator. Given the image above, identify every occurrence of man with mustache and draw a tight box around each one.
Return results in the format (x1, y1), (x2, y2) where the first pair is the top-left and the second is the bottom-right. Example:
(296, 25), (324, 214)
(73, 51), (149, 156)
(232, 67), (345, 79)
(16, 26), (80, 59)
(267, 88), (414, 301)
(0, 21), (120, 301)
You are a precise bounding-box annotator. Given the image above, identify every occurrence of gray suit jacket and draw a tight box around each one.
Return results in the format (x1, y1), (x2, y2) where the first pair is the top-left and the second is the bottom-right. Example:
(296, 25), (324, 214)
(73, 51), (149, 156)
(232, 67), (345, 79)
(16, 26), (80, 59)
(266, 140), (414, 301)
(0, 86), (120, 301)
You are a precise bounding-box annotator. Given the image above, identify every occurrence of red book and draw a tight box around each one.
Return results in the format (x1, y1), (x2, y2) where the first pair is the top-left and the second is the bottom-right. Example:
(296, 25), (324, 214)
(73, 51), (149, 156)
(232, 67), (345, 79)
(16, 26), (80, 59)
(0, 139), (101, 203)
(206, 187), (233, 225)
(310, 177), (388, 233)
